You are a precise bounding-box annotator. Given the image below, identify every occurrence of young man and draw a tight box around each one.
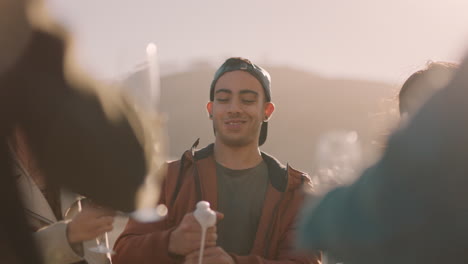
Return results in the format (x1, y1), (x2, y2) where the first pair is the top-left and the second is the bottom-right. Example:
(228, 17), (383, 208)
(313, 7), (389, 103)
(113, 57), (320, 264)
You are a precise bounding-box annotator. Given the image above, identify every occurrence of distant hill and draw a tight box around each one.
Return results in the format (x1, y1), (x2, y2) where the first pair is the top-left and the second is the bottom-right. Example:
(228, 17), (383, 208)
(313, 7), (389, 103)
(124, 64), (398, 175)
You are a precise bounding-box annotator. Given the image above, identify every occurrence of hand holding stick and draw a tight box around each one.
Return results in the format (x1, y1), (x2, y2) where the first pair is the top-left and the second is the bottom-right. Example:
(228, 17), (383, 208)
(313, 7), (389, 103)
(193, 201), (216, 264)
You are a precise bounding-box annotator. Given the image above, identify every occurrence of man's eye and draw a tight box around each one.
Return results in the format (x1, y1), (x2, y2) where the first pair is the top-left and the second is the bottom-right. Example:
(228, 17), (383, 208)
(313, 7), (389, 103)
(216, 98), (229, 102)
(242, 99), (256, 104)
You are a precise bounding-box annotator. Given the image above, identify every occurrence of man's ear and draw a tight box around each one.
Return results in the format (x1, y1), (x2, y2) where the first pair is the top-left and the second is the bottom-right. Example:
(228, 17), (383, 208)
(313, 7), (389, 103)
(206, 101), (213, 119)
(264, 102), (275, 122)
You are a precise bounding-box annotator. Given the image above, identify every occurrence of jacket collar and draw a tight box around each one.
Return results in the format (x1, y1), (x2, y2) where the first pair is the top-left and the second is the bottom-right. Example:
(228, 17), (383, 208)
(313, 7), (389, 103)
(190, 141), (307, 192)
(13, 149), (80, 224)
(15, 160), (57, 223)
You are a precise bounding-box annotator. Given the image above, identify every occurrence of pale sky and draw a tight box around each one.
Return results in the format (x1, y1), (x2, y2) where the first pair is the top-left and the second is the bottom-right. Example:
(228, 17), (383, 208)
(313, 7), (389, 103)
(46, 0), (468, 83)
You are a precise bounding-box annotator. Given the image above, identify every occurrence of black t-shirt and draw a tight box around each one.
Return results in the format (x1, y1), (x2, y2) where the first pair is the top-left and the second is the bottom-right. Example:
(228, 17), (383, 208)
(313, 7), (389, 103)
(216, 161), (269, 255)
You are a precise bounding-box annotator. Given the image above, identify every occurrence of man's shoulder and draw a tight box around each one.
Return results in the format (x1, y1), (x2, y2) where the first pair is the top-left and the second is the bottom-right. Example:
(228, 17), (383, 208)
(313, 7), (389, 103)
(193, 143), (214, 160)
(287, 164), (312, 191)
(260, 152), (311, 191)
(166, 143), (214, 163)
(260, 152), (308, 176)
(287, 164), (309, 179)
(165, 143), (215, 173)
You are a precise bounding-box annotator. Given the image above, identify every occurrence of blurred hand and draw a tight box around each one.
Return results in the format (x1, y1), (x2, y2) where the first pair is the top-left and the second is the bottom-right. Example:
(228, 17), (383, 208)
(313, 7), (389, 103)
(184, 247), (234, 264)
(168, 212), (223, 256)
(67, 203), (115, 244)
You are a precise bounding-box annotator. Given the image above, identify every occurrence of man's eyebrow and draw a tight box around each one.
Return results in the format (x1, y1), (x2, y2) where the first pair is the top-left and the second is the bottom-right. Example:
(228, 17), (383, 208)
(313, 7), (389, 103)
(215, 89), (232, 94)
(240, 90), (258, 96)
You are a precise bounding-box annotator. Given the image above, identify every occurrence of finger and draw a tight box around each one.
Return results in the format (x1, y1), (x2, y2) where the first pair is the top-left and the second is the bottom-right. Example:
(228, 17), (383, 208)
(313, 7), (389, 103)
(189, 247), (223, 261)
(95, 216), (114, 226)
(82, 207), (115, 218)
(185, 232), (206, 242)
(101, 216), (115, 224)
(206, 226), (217, 233)
(185, 250), (198, 258)
(199, 246), (222, 257)
(95, 224), (113, 234)
(189, 236), (218, 252)
(201, 256), (224, 264)
(185, 247), (200, 262)
(183, 213), (196, 223)
(185, 243), (203, 255)
(180, 220), (202, 232)
(184, 252), (198, 264)
(186, 250), (199, 259)
(185, 247), (218, 263)
(205, 240), (216, 248)
(183, 258), (194, 264)
(205, 232), (217, 243)
(89, 230), (106, 240)
(215, 212), (224, 220)
(182, 237), (201, 249)
(92, 218), (114, 230)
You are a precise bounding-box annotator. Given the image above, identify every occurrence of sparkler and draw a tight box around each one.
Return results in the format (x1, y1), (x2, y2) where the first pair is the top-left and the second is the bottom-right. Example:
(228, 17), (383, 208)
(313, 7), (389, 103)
(129, 42), (168, 223)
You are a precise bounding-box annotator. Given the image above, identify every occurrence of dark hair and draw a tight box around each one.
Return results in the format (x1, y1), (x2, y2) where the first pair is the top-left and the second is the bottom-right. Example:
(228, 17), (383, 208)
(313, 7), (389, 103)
(210, 57), (271, 103)
(399, 61), (458, 116)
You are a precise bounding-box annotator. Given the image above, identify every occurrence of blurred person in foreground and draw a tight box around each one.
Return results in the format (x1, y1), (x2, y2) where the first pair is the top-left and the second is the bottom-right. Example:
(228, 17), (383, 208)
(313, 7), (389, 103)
(317, 62), (458, 264)
(0, 0), (148, 263)
(298, 58), (468, 264)
(11, 126), (117, 264)
(114, 57), (320, 264)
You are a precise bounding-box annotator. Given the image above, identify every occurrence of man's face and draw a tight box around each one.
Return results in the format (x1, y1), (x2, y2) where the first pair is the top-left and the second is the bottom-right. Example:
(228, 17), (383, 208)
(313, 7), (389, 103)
(207, 70), (274, 147)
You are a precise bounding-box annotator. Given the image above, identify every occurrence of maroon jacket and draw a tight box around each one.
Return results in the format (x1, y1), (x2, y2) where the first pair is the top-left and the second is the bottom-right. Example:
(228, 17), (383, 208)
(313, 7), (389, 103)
(114, 143), (320, 264)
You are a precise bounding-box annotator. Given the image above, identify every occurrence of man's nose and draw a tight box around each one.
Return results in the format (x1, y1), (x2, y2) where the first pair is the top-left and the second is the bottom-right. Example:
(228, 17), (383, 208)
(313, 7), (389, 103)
(227, 100), (242, 113)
